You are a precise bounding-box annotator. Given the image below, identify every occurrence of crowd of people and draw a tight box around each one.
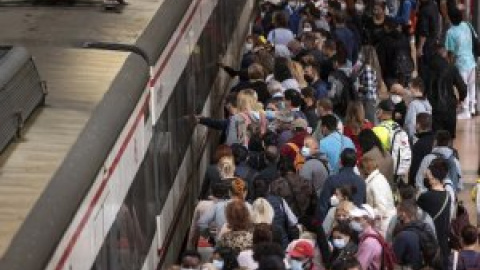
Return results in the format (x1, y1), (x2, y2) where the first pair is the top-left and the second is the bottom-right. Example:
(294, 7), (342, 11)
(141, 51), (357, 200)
(171, 0), (480, 269)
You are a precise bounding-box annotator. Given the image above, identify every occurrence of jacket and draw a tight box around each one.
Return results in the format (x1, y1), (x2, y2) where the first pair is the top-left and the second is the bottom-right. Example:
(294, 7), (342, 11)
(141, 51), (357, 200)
(365, 170), (396, 234)
(404, 98), (432, 140)
(408, 131), (435, 185)
(362, 147), (395, 184)
(299, 154), (330, 196)
(357, 226), (383, 270)
(270, 172), (314, 217)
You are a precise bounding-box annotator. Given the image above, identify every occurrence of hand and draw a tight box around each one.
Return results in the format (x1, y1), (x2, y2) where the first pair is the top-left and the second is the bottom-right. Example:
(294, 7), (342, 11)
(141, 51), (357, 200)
(416, 48), (423, 58)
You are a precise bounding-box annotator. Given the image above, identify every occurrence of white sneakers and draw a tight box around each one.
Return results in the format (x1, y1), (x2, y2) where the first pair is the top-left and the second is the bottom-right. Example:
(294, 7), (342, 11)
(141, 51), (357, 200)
(457, 110), (472, 120)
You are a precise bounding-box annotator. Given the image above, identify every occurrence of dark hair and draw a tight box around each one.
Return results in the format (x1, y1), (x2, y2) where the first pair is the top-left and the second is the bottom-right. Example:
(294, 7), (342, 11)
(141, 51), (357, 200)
(253, 223), (274, 244)
(263, 131), (279, 147)
(340, 148), (357, 167)
(277, 155), (296, 176)
(435, 130), (451, 147)
(258, 255), (286, 270)
(252, 176), (269, 199)
(284, 89), (304, 108)
(331, 256), (362, 270)
(225, 92), (238, 108)
(449, 8), (463, 26)
(273, 11), (289, 28)
(249, 133), (265, 152)
(301, 87), (316, 100)
(358, 129), (386, 155)
(211, 182), (230, 199)
(410, 77), (425, 94)
(338, 185), (355, 201)
(265, 145), (280, 164)
(334, 11), (347, 24)
(461, 225), (478, 246)
(181, 250), (202, 261)
(399, 185), (417, 201)
(397, 201), (418, 220)
(214, 247), (240, 270)
(416, 112), (432, 131)
(321, 114), (338, 131)
(333, 41), (348, 65)
(331, 222), (355, 239)
(274, 57), (293, 82)
(231, 143), (249, 164)
(428, 158), (449, 182)
(253, 242), (285, 262)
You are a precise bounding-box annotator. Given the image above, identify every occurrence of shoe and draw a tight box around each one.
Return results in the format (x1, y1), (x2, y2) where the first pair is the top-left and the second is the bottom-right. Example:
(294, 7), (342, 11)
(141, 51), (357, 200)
(457, 111), (471, 120)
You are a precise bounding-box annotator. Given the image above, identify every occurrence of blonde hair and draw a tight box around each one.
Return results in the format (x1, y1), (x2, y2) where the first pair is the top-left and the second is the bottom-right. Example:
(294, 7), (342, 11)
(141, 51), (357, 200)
(345, 101), (366, 135)
(251, 198), (274, 224)
(237, 89), (257, 112)
(218, 156), (235, 179)
(289, 60), (308, 88)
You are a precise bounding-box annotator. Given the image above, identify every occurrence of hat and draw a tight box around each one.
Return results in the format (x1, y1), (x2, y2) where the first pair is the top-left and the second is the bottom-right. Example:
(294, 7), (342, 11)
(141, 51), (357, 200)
(292, 118), (308, 130)
(288, 240), (314, 258)
(378, 99), (395, 112)
(349, 204), (376, 220)
(276, 110), (294, 123)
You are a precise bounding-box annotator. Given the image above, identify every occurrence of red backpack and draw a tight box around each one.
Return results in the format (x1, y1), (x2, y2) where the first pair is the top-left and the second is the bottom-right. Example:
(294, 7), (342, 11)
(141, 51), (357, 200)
(360, 233), (397, 270)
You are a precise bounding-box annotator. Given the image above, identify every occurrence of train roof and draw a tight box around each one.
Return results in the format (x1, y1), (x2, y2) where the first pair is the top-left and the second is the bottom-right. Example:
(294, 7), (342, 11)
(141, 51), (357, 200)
(0, 2), (161, 258)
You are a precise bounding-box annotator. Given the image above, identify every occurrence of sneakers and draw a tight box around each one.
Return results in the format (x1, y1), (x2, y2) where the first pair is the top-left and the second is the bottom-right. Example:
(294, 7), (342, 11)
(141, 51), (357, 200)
(457, 110), (472, 120)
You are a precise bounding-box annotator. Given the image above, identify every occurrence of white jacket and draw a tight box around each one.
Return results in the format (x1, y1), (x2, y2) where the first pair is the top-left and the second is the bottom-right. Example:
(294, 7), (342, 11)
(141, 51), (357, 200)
(365, 169), (396, 236)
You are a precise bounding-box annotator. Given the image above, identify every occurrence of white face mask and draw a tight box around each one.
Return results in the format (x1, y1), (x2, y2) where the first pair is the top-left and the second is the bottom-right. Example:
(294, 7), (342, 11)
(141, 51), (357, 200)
(303, 27), (312, 32)
(245, 43), (253, 52)
(350, 220), (364, 232)
(301, 146), (311, 157)
(289, 259), (304, 270)
(330, 195), (340, 206)
(355, 3), (365, 12)
(332, 238), (347, 249)
(212, 260), (224, 270)
(340, 2), (347, 10)
(391, 94), (402, 104)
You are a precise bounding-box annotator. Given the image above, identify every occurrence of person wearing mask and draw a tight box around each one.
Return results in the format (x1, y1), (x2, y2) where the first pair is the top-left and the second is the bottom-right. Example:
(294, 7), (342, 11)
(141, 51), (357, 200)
(359, 156), (396, 236)
(408, 112), (435, 186)
(445, 8), (478, 119)
(300, 87), (319, 130)
(287, 240), (318, 270)
(350, 204), (384, 270)
(237, 223), (275, 270)
(180, 250), (202, 270)
(333, 11), (358, 62)
(330, 222), (358, 266)
(323, 187), (356, 235)
(280, 118), (310, 166)
(217, 199), (254, 254)
(404, 77), (432, 141)
(416, 0), (440, 86)
(317, 148), (366, 222)
(273, 57), (301, 92)
(268, 11), (295, 46)
(210, 247), (240, 270)
(417, 158), (452, 268)
(449, 225), (480, 269)
(358, 129), (395, 184)
(304, 62), (329, 100)
(319, 115), (356, 173)
(299, 135), (330, 197)
(312, 98), (344, 142)
(284, 89), (308, 120)
(343, 101), (374, 161)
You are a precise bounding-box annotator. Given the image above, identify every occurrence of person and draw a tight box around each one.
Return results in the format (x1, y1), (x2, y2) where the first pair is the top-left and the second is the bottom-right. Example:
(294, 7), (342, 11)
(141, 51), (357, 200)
(299, 135), (330, 196)
(408, 113), (435, 186)
(417, 158), (453, 268)
(268, 11), (295, 46)
(404, 77), (432, 141)
(312, 98), (344, 142)
(232, 63), (271, 106)
(333, 11), (359, 62)
(330, 222), (358, 266)
(416, 0), (440, 86)
(331, 257), (363, 270)
(284, 89), (307, 120)
(323, 190), (356, 236)
(392, 0), (416, 27)
(319, 114), (356, 173)
(445, 8), (477, 118)
(237, 223), (275, 270)
(180, 250), (202, 270)
(200, 145), (233, 199)
(280, 118), (310, 168)
(350, 204), (384, 270)
(328, 49), (355, 119)
(317, 148), (366, 222)
(210, 247), (240, 270)
(251, 198), (275, 225)
(273, 57), (301, 92)
(231, 144), (258, 200)
(253, 242), (286, 268)
(359, 156), (396, 236)
(363, 0), (386, 46)
(303, 62), (329, 100)
(287, 240), (318, 270)
(275, 110), (295, 148)
(300, 87), (319, 130)
(358, 129), (395, 184)
(449, 225), (480, 269)
(343, 101), (374, 160)
(257, 145), (281, 185)
(217, 199), (254, 254)
(290, 61), (308, 89)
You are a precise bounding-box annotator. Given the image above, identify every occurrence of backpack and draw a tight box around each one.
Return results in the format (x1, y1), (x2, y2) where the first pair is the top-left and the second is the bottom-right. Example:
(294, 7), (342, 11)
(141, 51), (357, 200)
(393, 49), (414, 79)
(380, 121), (412, 177)
(404, 222), (441, 268)
(432, 151), (461, 191)
(360, 232), (397, 270)
(236, 112), (266, 146)
(449, 201), (471, 250)
(285, 143), (305, 172)
(330, 69), (357, 118)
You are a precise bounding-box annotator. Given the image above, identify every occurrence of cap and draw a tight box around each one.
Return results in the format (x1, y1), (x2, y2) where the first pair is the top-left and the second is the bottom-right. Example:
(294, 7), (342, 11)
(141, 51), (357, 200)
(288, 240), (314, 258)
(349, 204), (376, 220)
(276, 110), (294, 123)
(292, 118), (308, 130)
(378, 99), (395, 112)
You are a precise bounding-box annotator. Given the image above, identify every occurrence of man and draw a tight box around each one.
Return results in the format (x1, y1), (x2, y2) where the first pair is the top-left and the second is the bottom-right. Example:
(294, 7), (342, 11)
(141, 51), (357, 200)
(312, 98), (343, 142)
(316, 148), (366, 221)
(300, 135), (329, 197)
(445, 8), (477, 119)
(287, 240), (317, 270)
(280, 118), (310, 164)
(304, 62), (328, 100)
(258, 145), (281, 185)
(408, 113), (435, 186)
(328, 52), (354, 118)
(231, 63), (271, 105)
(319, 115), (355, 173)
(284, 89), (308, 120)
(333, 11), (358, 62)
(450, 225), (480, 269)
(416, 0), (440, 86)
(180, 250), (202, 270)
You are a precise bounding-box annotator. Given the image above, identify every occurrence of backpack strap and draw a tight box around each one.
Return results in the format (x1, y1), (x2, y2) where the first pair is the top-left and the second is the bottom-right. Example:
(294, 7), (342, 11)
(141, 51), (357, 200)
(432, 192), (449, 221)
(286, 142), (300, 153)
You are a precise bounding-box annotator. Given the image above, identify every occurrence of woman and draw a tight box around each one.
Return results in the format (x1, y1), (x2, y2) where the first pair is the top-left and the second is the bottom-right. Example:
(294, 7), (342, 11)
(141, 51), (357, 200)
(237, 223), (275, 270)
(272, 57), (300, 92)
(289, 61), (308, 89)
(200, 145), (233, 199)
(210, 247), (240, 270)
(417, 158), (452, 268)
(358, 129), (394, 184)
(267, 11), (295, 46)
(322, 187), (356, 236)
(360, 156), (396, 237)
(251, 198), (275, 224)
(330, 223), (358, 266)
(343, 101), (373, 160)
(217, 199), (254, 254)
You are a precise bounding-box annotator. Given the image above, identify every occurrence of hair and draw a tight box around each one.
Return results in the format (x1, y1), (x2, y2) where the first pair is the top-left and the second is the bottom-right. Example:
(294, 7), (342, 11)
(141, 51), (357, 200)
(231, 143), (249, 165)
(323, 39), (337, 52)
(255, 49), (275, 75)
(360, 155), (378, 172)
(218, 156), (236, 179)
(334, 11), (347, 24)
(359, 45), (383, 89)
(225, 92), (238, 108)
(345, 101), (366, 135)
(334, 42), (348, 66)
(416, 112), (432, 131)
(226, 199), (252, 231)
(211, 182), (230, 199)
(301, 87), (316, 100)
(264, 131), (279, 147)
(273, 11), (289, 28)
(236, 90), (257, 112)
(340, 148), (357, 168)
(331, 222), (355, 239)
(264, 145), (280, 164)
(399, 185), (417, 202)
(289, 61), (308, 88)
(253, 242), (285, 262)
(428, 158), (449, 182)
(338, 185), (355, 201)
(214, 145), (233, 164)
(258, 256), (286, 270)
(358, 129), (386, 155)
(181, 250), (202, 262)
(253, 223), (274, 244)
(461, 225), (478, 246)
(317, 98), (333, 111)
(397, 201), (418, 220)
(214, 247), (240, 270)
(252, 198), (275, 224)
(230, 177), (248, 198)
(449, 7), (463, 26)
(331, 256), (362, 270)
(284, 89), (304, 108)
(336, 201), (355, 218)
(410, 77), (425, 94)
(435, 130), (452, 147)
(248, 63), (266, 80)
(277, 155), (296, 176)
(274, 57), (293, 82)
(252, 176), (269, 199)
(321, 114), (338, 131)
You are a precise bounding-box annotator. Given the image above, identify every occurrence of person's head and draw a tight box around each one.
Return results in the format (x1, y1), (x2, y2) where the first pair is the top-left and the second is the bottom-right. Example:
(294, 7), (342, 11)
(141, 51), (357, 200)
(359, 156), (378, 177)
(273, 11), (289, 28)
(253, 242), (285, 263)
(345, 101), (366, 134)
(302, 135), (319, 158)
(332, 46), (348, 69)
(225, 199), (252, 231)
(284, 89), (304, 109)
(211, 247), (239, 270)
(322, 39), (337, 57)
(357, 45), (379, 68)
(340, 148), (357, 168)
(396, 201), (418, 225)
(287, 240), (315, 270)
(333, 185), (355, 204)
(303, 63), (320, 83)
(460, 225), (478, 247)
(331, 222), (355, 250)
(331, 256), (363, 270)
(218, 156), (235, 179)
(399, 185), (417, 202)
(252, 176), (269, 199)
(301, 87), (316, 107)
(434, 130), (452, 147)
(252, 198), (275, 224)
(292, 118), (308, 134)
(253, 223), (274, 244)
(265, 145), (280, 165)
(376, 99), (394, 121)
(320, 114), (339, 135)
(258, 256), (286, 270)
(287, 39), (304, 57)
(231, 143), (249, 165)
(373, 0), (386, 19)
(274, 57), (293, 82)
(264, 131), (279, 147)
(334, 11), (347, 25)
(449, 7), (463, 26)
(424, 158), (449, 188)
(181, 250), (202, 270)
(277, 155), (296, 176)
(248, 63), (266, 81)
(349, 204), (376, 232)
(316, 98), (334, 117)
(358, 129), (385, 155)
(211, 182), (230, 200)
(416, 112), (432, 133)
(224, 92), (238, 115)
(335, 201), (355, 223)
(213, 145), (233, 164)
(230, 177), (248, 199)
(236, 90), (256, 112)
(410, 77), (425, 97)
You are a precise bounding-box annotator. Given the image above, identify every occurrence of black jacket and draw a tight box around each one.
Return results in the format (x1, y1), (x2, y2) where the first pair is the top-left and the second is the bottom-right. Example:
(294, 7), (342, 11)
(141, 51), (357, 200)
(376, 29), (411, 82)
(408, 131), (435, 185)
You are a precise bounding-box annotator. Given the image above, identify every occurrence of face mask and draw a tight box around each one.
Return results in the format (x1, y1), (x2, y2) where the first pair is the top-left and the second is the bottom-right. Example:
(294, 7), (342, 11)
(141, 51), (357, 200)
(350, 221), (364, 232)
(212, 260), (224, 270)
(304, 74), (314, 84)
(355, 3), (365, 12)
(391, 94), (402, 104)
(303, 27), (312, 32)
(330, 195), (340, 206)
(332, 238), (347, 249)
(301, 146), (311, 157)
(289, 259), (304, 270)
(245, 43), (253, 52)
(340, 2), (346, 10)
(289, 1), (297, 7)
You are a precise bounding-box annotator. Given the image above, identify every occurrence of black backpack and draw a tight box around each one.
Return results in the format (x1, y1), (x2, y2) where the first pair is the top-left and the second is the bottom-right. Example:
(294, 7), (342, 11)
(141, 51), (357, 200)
(330, 69), (357, 118)
(404, 222), (442, 267)
(394, 49), (414, 78)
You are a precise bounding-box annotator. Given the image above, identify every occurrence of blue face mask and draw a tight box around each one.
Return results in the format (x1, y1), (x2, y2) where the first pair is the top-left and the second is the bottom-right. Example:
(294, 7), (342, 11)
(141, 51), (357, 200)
(289, 259), (304, 270)
(212, 260), (224, 270)
(332, 238), (347, 249)
(350, 221), (364, 232)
